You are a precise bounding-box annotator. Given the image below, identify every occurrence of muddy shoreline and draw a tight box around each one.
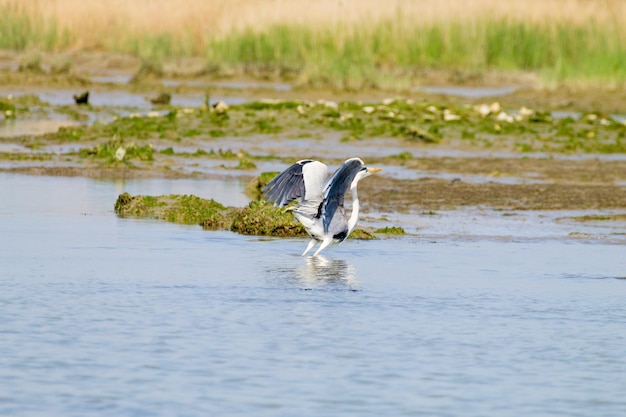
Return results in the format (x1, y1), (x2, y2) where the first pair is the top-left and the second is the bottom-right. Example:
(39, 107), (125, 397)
(1, 58), (626, 223)
(4, 159), (626, 214)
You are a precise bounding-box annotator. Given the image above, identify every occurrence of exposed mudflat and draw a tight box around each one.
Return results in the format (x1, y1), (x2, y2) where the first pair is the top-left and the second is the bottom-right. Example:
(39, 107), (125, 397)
(1, 54), (625, 240)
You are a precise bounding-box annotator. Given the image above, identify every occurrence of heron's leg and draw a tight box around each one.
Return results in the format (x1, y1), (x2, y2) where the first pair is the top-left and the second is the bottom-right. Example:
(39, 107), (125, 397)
(301, 239), (317, 256)
(312, 237), (333, 256)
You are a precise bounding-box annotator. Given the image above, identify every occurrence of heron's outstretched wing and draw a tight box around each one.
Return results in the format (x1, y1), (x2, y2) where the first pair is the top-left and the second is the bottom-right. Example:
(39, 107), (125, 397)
(320, 158), (364, 233)
(263, 160), (328, 207)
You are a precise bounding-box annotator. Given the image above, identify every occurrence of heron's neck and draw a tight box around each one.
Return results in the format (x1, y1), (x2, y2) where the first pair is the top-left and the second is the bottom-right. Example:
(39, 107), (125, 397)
(347, 181), (360, 234)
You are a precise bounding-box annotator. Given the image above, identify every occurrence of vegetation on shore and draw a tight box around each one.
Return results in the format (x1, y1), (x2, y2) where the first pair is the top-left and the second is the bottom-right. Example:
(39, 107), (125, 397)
(41, 99), (626, 156)
(3, 93), (626, 215)
(203, 20), (626, 88)
(1, 0), (625, 87)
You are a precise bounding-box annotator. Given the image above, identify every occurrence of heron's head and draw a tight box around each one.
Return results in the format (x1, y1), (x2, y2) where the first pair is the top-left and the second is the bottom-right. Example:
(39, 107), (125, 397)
(356, 166), (382, 181)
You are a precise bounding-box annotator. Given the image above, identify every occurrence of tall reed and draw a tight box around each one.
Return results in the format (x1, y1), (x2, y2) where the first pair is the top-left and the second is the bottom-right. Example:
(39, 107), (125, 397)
(1, 0), (624, 86)
(203, 18), (626, 86)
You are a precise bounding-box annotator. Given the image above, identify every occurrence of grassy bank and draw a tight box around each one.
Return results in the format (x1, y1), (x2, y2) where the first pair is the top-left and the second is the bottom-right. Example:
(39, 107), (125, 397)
(204, 20), (626, 88)
(1, 0), (625, 87)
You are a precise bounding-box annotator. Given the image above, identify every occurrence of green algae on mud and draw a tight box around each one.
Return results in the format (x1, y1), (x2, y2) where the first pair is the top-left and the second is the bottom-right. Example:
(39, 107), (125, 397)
(0, 152), (52, 161)
(114, 192), (305, 236)
(245, 171), (280, 200)
(230, 200), (307, 237)
(78, 136), (154, 165)
(113, 192), (378, 239)
(3, 80), (626, 156)
(114, 192), (233, 226)
(374, 226), (406, 235)
(559, 214), (626, 223)
(4, 81), (626, 215)
(17, 97), (626, 156)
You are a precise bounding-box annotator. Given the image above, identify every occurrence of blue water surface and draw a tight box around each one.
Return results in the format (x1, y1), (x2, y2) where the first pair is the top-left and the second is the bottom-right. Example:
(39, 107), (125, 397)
(1, 173), (625, 417)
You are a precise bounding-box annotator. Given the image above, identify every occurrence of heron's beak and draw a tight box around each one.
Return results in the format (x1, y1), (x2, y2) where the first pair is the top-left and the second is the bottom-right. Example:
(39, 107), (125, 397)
(367, 167), (382, 174)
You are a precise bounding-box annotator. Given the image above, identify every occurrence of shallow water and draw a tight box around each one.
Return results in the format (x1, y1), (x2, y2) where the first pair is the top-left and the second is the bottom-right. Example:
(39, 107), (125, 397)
(1, 173), (625, 417)
(2, 88), (250, 109)
(0, 118), (80, 139)
(379, 209), (626, 244)
(0, 89), (253, 137)
(417, 85), (520, 98)
(162, 79), (293, 92)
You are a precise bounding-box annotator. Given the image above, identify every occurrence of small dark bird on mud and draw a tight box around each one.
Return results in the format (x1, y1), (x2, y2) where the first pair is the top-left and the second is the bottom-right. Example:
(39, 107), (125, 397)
(73, 91), (89, 105)
(150, 92), (171, 105)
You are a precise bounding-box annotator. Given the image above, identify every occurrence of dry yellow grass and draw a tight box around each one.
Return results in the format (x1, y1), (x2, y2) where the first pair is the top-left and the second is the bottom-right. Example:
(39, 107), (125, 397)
(2, 0), (625, 86)
(2, 0), (625, 48)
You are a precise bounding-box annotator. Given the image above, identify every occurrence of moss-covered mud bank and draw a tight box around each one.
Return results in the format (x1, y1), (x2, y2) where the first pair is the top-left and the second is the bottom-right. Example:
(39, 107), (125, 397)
(114, 192), (381, 238)
(114, 192), (304, 236)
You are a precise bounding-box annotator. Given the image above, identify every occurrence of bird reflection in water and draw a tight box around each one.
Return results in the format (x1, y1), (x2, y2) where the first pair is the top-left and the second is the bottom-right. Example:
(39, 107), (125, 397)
(294, 255), (359, 290)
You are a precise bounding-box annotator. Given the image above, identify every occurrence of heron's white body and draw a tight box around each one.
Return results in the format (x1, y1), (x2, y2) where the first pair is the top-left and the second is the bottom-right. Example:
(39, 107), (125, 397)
(299, 177), (363, 256)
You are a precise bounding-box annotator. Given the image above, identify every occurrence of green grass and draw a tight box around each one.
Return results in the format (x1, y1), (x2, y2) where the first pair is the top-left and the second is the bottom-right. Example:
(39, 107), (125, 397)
(204, 19), (626, 86)
(1, 4), (625, 86)
(0, 5), (69, 51)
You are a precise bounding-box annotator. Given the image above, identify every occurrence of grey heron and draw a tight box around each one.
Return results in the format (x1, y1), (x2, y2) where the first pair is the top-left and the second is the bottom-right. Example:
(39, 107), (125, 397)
(263, 157), (381, 256)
